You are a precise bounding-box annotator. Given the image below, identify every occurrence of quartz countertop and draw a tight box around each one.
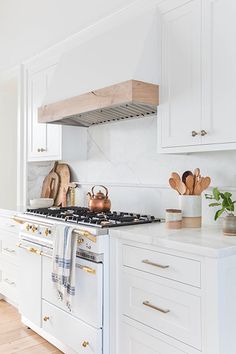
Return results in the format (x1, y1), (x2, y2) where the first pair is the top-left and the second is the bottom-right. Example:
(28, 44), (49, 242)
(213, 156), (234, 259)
(109, 222), (236, 258)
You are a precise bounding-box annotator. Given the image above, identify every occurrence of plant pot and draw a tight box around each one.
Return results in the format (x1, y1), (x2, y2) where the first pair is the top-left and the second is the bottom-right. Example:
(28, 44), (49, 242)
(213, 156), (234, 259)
(179, 195), (202, 228)
(223, 215), (236, 236)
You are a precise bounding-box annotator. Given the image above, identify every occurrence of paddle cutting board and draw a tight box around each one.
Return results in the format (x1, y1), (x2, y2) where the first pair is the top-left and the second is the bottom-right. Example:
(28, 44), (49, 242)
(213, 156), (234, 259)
(54, 163), (71, 207)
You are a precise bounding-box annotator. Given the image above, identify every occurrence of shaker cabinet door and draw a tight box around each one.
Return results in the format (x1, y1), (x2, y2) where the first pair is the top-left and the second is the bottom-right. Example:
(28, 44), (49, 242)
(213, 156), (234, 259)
(160, 0), (202, 148)
(27, 63), (62, 161)
(202, 0), (236, 145)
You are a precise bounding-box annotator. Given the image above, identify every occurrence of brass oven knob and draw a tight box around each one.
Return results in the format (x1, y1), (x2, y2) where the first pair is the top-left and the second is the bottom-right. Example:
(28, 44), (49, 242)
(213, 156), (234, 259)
(25, 224), (30, 231)
(45, 228), (50, 236)
(31, 225), (38, 233)
(82, 341), (89, 348)
(43, 316), (50, 322)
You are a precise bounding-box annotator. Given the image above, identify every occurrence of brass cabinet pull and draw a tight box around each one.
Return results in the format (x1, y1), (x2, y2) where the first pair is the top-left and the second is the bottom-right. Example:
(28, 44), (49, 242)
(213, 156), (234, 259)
(76, 264), (96, 275)
(43, 316), (50, 322)
(16, 243), (41, 256)
(143, 300), (170, 314)
(82, 341), (89, 348)
(142, 259), (169, 269)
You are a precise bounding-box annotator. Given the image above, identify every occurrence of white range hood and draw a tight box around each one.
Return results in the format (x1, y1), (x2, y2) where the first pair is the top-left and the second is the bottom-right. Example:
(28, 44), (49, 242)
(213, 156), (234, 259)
(39, 6), (160, 127)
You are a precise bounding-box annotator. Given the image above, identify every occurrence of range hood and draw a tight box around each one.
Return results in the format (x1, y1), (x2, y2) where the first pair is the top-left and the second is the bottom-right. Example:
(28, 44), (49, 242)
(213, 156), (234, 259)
(38, 4), (160, 127)
(38, 80), (159, 127)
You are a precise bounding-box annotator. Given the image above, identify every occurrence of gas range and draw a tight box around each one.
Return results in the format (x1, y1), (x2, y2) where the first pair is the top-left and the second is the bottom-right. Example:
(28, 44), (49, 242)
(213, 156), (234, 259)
(25, 206), (162, 228)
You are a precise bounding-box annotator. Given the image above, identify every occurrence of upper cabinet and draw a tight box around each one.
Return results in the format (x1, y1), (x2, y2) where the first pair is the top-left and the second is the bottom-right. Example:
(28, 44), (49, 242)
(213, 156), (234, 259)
(27, 61), (62, 161)
(158, 0), (236, 153)
(26, 59), (87, 162)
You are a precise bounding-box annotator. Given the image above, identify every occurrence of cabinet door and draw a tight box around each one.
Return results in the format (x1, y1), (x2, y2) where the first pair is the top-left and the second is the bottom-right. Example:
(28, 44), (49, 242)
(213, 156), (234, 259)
(160, 0), (202, 148)
(27, 64), (62, 161)
(120, 322), (187, 354)
(203, 0), (236, 145)
(18, 241), (42, 326)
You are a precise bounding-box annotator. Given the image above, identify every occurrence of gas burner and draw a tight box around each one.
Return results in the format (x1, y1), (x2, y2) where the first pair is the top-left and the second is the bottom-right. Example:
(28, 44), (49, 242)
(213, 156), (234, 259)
(26, 207), (163, 228)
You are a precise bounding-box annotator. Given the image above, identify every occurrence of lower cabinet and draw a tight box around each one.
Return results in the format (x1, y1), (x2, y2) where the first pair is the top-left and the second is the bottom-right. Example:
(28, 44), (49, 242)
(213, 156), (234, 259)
(121, 323), (188, 354)
(0, 214), (19, 304)
(42, 300), (102, 354)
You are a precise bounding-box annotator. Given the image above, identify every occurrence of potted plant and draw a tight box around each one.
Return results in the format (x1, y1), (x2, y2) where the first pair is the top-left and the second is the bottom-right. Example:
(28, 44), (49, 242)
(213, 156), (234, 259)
(205, 187), (236, 236)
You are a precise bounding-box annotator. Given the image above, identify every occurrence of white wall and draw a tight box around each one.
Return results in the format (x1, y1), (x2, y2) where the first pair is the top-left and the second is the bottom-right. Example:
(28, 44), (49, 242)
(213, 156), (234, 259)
(0, 73), (18, 210)
(0, 0), (136, 72)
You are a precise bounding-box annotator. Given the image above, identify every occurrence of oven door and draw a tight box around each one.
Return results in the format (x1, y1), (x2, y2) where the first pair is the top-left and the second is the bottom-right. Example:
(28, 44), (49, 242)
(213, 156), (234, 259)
(42, 249), (103, 329)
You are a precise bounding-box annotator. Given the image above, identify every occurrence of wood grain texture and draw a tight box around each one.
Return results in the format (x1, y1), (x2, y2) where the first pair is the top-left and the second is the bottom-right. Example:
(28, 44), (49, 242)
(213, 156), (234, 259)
(0, 300), (62, 354)
(38, 80), (159, 124)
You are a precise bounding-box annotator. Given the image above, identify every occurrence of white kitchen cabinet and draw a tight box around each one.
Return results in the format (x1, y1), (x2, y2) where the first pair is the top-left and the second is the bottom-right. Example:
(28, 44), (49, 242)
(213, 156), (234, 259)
(27, 62), (62, 161)
(18, 240), (42, 326)
(158, 0), (236, 153)
(160, 0), (202, 149)
(26, 59), (87, 162)
(0, 214), (19, 305)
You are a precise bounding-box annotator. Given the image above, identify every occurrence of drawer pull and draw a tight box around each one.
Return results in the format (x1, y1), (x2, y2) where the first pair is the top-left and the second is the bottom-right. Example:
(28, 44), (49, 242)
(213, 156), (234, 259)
(4, 278), (15, 286)
(143, 300), (170, 314)
(3, 247), (15, 254)
(76, 264), (96, 275)
(142, 259), (169, 269)
(43, 316), (50, 322)
(82, 341), (89, 348)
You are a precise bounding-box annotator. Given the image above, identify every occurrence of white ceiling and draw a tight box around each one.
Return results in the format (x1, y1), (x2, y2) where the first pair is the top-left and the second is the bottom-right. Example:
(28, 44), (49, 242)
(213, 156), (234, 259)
(0, 0), (136, 71)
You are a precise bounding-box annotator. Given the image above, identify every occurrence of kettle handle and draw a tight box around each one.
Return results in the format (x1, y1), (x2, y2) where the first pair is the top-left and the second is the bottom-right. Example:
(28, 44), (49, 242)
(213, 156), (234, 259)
(91, 185), (109, 198)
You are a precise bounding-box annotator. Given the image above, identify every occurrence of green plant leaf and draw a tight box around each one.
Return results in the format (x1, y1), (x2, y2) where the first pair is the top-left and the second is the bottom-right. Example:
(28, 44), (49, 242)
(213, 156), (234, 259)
(209, 202), (221, 207)
(213, 188), (220, 201)
(215, 208), (225, 220)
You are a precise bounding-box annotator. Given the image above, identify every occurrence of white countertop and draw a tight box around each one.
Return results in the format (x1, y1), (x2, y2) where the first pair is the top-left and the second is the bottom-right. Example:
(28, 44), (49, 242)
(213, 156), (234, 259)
(109, 222), (236, 258)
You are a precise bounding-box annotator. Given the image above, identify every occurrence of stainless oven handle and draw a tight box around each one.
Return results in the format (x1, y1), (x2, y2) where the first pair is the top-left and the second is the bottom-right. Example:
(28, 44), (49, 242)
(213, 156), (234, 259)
(13, 216), (96, 243)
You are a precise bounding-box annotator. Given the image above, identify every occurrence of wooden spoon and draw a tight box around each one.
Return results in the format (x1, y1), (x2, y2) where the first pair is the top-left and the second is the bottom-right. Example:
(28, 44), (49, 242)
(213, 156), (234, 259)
(171, 172), (181, 183)
(193, 180), (202, 195)
(186, 175), (194, 195)
(182, 170), (193, 184)
(177, 180), (187, 195)
(200, 177), (211, 193)
(169, 178), (180, 194)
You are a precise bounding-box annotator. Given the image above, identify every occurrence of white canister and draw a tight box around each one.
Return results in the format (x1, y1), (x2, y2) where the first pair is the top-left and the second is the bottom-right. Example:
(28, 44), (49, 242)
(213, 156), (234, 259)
(179, 195), (202, 228)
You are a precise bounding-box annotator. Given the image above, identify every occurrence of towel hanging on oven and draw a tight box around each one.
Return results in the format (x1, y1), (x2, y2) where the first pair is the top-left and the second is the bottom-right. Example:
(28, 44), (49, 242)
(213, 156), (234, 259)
(52, 224), (77, 310)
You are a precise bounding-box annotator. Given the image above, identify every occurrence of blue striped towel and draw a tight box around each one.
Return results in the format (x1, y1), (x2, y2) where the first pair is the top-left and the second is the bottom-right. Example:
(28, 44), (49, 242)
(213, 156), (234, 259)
(52, 224), (77, 311)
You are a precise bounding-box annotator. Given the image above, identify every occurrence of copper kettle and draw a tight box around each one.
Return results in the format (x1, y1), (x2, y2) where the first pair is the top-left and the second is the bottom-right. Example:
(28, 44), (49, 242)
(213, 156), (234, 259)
(87, 185), (111, 212)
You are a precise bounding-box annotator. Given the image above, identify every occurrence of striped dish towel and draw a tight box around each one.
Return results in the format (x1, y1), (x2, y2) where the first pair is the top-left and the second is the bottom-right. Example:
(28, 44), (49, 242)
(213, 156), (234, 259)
(52, 224), (77, 311)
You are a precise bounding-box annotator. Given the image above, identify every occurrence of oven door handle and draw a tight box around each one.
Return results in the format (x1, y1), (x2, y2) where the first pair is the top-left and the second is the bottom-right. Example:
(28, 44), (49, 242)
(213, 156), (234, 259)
(16, 243), (51, 258)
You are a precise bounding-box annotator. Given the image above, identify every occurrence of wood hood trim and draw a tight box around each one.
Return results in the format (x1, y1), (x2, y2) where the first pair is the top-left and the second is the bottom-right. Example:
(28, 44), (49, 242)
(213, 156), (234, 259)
(38, 80), (159, 127)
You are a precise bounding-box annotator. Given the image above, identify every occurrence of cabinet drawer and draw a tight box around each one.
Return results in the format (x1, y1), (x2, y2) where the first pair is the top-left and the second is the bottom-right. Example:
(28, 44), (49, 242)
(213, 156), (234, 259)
(120, 322), (189, 354)
(0, 235), (18, 263)
(0, 261), (17, 302)
(0, 217), (19, 233)
(122, 244), (201, 287)
(121, 272), (201, 350)
(42, 300), (102, 354)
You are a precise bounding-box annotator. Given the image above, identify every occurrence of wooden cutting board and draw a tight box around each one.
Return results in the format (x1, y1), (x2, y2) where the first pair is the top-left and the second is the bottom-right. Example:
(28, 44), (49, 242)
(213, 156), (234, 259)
(41, 162), (60, 201)
(54, 164), (71, 207)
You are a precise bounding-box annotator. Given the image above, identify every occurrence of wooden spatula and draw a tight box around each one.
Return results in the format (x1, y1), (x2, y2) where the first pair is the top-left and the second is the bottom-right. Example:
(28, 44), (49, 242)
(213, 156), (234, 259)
(177, 180), (187, 195)
(186, 175), (194, 195)
(171, 172), (181, 183)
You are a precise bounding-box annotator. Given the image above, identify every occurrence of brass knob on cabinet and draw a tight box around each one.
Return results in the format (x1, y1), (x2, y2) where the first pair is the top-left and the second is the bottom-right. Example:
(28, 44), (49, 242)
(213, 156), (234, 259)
(43, 316), (50, 322)
(82, 341), (89, 348)
(200, 129), (207, 136)
(40, 148), (46, 152)
(191, 130), (198, 137)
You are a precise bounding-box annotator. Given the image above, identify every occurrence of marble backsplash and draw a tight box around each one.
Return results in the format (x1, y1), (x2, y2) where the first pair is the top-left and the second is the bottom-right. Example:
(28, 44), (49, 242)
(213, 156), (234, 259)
(28, 116), (236, 225)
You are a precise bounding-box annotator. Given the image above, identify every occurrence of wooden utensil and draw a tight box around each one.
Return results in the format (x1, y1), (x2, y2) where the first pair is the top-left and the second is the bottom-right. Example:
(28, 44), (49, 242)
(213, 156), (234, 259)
(186, 175), (194, 195)
(171, 172), (181, 183)
(193, 180), (202, 195)
(200, 177), (211, 193)
(54, 163), (71, 206)
(41, 161), (60, 202)
(182, 170), (193, 184)
(169, 178), (180, 194)
(177, 180), (187, 195)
